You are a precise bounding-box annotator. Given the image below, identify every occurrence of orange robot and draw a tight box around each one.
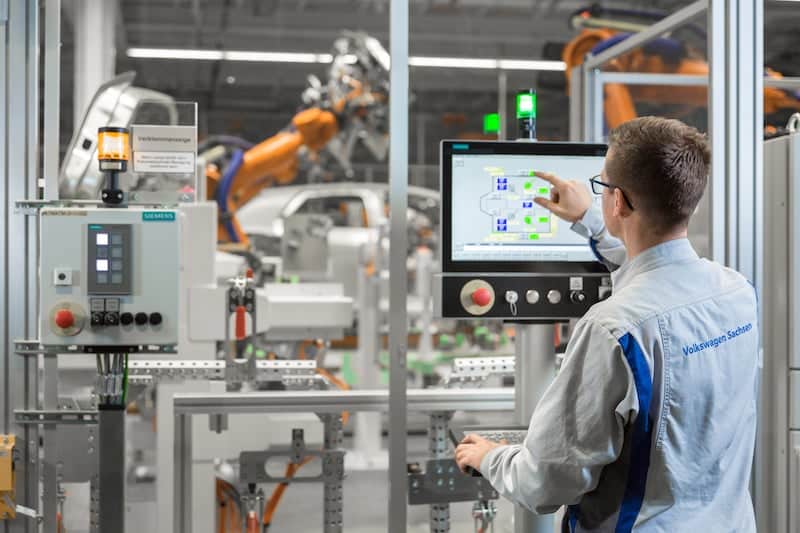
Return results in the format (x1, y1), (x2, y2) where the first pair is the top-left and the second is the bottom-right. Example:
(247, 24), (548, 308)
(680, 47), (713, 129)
(208, 32), (390, 245)
(562, 7), (800, 131)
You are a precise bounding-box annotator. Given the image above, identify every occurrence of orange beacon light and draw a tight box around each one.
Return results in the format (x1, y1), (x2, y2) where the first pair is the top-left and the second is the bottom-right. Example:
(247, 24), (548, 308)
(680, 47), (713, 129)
(97, 127), (130, 204)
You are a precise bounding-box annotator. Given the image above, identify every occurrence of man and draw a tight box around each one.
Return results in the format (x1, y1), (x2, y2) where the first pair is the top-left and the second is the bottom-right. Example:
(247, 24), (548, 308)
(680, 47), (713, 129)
(455, 117), (759, 532)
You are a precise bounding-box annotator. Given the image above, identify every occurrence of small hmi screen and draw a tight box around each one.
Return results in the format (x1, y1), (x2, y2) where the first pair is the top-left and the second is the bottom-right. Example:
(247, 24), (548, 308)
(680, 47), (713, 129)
(450, 152), (606, 263)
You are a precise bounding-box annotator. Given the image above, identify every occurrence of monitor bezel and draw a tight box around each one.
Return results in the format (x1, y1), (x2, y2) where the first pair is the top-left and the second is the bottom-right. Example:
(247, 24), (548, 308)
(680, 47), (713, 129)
(441, 140), (610, 274)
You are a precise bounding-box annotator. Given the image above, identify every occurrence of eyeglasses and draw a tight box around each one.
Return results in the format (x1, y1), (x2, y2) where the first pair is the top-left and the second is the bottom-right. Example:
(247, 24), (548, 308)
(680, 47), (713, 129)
(589, 175), (635, 211)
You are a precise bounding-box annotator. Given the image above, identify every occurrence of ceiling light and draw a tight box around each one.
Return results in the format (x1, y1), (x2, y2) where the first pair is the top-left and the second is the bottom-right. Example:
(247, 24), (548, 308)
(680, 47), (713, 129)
(409, 56), (498, 69)
(127, 48), (224, 60)
(498, 59), (566, 71)
(126, 47), (567, 71)
(224, 51), (321, 63)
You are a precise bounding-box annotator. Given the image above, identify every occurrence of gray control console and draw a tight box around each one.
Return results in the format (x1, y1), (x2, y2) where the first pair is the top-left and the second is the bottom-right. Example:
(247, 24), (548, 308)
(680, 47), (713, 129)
(39, 206), (180, 348)
(435, 273), (611, 320)
(438, 140), (612, 321)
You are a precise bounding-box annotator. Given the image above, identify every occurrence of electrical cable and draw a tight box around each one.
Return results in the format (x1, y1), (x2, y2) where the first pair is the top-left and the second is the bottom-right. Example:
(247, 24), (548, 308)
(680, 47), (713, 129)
(122, 353), (129, 405)
(262, 457), (314, 530)
(216, 149), (245, 243)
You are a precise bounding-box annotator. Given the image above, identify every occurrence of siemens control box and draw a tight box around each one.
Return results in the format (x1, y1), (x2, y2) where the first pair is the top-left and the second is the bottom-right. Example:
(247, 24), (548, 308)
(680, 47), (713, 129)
(39, 206), (180, 348)
(436, 141), (612, 320)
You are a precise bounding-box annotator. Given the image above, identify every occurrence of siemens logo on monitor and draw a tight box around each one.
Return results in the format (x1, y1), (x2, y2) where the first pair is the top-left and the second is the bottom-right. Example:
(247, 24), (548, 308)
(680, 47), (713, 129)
(682, 322), (753, 356)
(142, 211), (176, 222)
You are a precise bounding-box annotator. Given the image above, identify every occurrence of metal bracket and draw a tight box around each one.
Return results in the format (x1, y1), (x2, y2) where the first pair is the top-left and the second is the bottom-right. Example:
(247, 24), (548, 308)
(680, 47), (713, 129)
(239, 428), (341, 484)
(14, 339), (177, 356)
(407, 459), (498, 505)
(128, 360), (226, 383)
(15, 410), (98, 426)
(445, 356), (515, 386)
(14, 199), (179, 214)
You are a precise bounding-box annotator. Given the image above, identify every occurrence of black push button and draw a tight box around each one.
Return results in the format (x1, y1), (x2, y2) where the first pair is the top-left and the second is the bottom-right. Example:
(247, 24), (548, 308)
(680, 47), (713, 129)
(149, 312), (163, 326)
(120, 312), (134, 326)
(569, 290), (587, 304)
(91, 312), (105, 327)
(104, 312), (119, 326)
(134, 312), (148, 326)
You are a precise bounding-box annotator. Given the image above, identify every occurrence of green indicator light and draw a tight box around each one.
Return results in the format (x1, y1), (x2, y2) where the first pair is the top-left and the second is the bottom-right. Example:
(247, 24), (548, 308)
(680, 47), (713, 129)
(525, 216), (532, 225)
(529, 170), (536, 177)
(524, 182), (533, 190)
(483, 113), (500, 134)
(516, 92), (537, 119)
(529, 233), (539, 240)
(539, 216), (549, 223)
(538, 187), (549, 194)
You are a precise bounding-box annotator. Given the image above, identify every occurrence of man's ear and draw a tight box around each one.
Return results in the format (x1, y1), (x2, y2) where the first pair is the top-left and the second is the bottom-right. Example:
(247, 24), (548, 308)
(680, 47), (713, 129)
(612, 188), (627, 218)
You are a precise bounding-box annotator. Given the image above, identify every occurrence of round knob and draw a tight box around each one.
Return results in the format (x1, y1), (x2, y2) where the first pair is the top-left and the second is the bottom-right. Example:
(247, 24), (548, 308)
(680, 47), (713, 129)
(149, 312), (163, 326)
(54, 309), (75, 329)
(120, 312), (134, 326)
(104, 313), (119, 326)
(504, 290), (519, 304)
(570, 290), (587, 304)
(525, 290), (540, 304)
(471, 288), (493, 307)
(134, 312), (148, 326)
(546, 290), (562, 304)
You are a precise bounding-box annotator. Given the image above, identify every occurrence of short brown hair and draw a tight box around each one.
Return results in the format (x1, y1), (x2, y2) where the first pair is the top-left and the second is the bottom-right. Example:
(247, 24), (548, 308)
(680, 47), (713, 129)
(606, 116), (710, 232)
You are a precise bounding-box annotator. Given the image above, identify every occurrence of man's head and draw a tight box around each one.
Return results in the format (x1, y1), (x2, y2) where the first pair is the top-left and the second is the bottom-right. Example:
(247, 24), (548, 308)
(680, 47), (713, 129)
(600, 116), (710, 239)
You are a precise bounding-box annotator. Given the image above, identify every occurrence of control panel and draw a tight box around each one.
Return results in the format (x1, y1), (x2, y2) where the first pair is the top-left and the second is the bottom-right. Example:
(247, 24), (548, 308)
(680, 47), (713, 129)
(438, 140), (612, 321)
(39, 207), (180, 348)
(435, 274), (611, 320)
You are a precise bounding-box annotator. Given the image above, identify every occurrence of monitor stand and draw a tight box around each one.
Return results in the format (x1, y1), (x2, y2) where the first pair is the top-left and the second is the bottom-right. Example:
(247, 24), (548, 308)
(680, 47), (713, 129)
(514, 322), (556, 533)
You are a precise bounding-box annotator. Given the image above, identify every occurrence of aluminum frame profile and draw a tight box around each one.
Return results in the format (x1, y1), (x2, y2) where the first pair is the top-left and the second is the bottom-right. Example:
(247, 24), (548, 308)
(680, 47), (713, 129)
(388, 0), (410, 531)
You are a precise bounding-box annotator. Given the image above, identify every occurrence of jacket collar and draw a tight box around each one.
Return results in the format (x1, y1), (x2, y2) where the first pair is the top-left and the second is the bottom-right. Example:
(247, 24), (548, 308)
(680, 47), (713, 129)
(611, 238), (699, 290)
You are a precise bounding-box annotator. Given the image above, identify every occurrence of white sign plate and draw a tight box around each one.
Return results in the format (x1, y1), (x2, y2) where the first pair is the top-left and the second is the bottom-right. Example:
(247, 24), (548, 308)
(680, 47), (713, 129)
(133, 151), (195, 173)
(131, 124), (197, 173)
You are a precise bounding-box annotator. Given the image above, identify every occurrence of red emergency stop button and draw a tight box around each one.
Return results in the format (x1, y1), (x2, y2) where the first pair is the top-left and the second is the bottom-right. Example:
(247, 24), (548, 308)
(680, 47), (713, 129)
(472, 288), (492, 307)
(54, 309), (75, 329)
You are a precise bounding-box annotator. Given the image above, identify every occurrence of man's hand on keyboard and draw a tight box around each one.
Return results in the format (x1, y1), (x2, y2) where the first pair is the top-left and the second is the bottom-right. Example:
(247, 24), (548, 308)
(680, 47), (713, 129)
(455, 433), (508, 474)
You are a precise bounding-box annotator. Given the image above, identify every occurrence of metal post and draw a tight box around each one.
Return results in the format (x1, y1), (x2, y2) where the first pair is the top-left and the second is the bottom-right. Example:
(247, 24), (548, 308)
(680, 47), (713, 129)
(41, 5), (60, 525)
(353, 253), (383, 464)
(3, 2), (41, 532)
(90, 475), (100, 532)
(388, 0), (409, 530)
(173, 413), (193, 533)
(98, 408), (126, 533)
(580, 66), (598, 142)
(42, 356), (59, 533)
(498, 72), (507, 141)
(428, 412), (452, 533)
(513, 324), (556, 533)
(569, 66), (584, 141)
(322, 414), (345, 533)
(42, 0), (60, 200)
(416, 247), (435, 364)
(708, 0), (762, 330)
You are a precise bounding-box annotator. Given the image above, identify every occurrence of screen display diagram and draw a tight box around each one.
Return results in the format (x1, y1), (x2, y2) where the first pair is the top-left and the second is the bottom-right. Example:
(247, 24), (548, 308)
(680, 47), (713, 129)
(451, 153), (605, 263)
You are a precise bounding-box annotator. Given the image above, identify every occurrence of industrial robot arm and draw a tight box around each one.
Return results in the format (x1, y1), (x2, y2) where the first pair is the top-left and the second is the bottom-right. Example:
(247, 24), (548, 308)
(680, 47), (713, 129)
(207, 32), (390, 245)
(563, 7), (800, 131)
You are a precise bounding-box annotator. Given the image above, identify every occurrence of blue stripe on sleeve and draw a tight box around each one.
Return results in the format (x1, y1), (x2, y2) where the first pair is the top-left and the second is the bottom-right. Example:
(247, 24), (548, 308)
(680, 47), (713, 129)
(589, 237), (604, 263)
(568, 504), (580, 531)
(615, 333), (654, 533)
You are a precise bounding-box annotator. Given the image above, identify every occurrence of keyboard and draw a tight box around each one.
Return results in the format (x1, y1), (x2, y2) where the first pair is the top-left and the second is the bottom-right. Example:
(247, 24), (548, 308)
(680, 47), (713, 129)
(457, 425), (528, 446)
